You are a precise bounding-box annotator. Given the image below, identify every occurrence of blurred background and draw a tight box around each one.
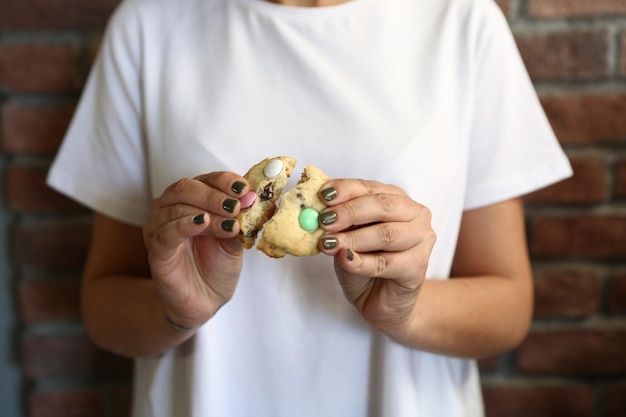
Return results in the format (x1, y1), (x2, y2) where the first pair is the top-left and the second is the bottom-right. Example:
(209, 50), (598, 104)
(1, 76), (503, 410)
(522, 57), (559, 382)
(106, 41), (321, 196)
(1, 0), (625, 416)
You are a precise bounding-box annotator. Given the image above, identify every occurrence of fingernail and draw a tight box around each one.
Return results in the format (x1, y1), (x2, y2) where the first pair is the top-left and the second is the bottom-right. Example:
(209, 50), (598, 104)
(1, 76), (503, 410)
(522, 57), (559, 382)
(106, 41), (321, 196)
(223, 198), (238, 213)
(319, 211), (337, 225)
(321, 237), (337, 250)
(320, 187), (337, 201)
(232, 181), (246, 194)
(193, 214), (205, 225)
(221, 219), (236, 232)
(347, 249), (355, 261)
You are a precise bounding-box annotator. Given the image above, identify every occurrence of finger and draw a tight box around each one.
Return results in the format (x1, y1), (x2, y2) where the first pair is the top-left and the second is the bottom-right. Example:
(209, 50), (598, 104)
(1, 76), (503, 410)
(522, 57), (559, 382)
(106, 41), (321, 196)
(194, 171), (249, 197)
(155, 200), (241, 238)
(145, 211), (211, 256)
(320, 179), (407, 206)
(146, 205), (242, 257)
(155, 176), (248, 218)
(334, 246), (430, 282)
(320, 221), (422, 254)
(153, 195), (241, 232)
(319, 193), (426, 232)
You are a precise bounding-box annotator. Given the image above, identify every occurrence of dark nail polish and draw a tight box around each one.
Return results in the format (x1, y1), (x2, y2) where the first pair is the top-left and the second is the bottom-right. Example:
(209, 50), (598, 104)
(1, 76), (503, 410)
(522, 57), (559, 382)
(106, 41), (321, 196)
(320, 187), (337, 201)
(347, 249), (355, 261)
(319, 211), (337, 225)
(223, 198), (238, 213)
(221, 219), (236, 232)
(232, 181), (246, 194)
(321, 237), (337, 250)
(193, 214), (205, 225)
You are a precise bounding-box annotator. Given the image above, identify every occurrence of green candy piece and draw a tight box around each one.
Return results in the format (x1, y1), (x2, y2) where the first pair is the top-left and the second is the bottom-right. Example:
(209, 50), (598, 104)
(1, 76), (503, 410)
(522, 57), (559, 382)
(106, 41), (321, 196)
(298, 207), (319, 232)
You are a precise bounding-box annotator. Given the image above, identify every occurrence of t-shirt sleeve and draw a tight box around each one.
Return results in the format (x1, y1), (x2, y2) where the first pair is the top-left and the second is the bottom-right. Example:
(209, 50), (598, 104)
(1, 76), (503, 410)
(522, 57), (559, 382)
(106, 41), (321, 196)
(463, 0), (572, 211)
(47, 0), (150, 226)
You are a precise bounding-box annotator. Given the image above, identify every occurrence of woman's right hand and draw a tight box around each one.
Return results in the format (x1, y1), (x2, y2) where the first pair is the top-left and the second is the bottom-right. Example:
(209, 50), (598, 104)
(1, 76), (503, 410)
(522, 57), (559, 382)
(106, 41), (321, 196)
(143, 172), (251, 332)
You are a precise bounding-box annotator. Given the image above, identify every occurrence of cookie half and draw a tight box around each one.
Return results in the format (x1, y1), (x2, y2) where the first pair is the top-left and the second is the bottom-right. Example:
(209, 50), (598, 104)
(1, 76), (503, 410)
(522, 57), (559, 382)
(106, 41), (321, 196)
(237, 156), (297, 248)
(257, 164), (330, 258)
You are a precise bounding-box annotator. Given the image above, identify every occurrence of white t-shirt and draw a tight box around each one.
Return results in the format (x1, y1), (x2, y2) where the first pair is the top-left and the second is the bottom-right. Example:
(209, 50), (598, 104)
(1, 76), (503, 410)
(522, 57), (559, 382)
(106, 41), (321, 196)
(48, 0), (572, 415)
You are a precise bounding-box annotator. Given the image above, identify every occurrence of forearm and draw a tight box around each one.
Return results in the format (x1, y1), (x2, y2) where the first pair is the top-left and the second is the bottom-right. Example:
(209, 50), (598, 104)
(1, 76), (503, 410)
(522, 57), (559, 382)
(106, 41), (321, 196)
(384, 275), (533, 359)
(385, 198), (535, 359)
(82, 274), (197, 358)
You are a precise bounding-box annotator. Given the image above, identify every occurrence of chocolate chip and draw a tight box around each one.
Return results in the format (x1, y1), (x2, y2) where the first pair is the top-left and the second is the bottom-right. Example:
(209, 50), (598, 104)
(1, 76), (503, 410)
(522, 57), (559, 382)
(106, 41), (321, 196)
(260, 183), (274, 201)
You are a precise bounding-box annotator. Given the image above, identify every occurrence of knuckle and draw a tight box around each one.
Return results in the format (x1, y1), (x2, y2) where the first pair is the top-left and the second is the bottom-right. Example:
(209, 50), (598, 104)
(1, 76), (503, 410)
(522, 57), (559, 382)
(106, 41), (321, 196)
(344, 201), (360, 221)
(153, 229), (169, 247)
(377, 224), (398, 247)
(374, 253), (391, 277)
(419, 204), (433, 223)
(359, 179), (377, 195)
(167, 204), (185, 220)
(375, 193), (396, 213)
(396, 186), (409, 197)
(344, 231), (359, 249)
(172, 178), (194, 194)
(425, 229), (437, 246)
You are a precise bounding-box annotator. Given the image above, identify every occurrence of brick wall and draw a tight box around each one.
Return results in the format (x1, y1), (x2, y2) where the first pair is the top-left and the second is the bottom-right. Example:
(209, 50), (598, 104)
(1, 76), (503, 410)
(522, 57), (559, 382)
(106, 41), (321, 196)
(1, 1), (132, 416)
(0, 0), (625, 416)
(484, 1), (626, 417)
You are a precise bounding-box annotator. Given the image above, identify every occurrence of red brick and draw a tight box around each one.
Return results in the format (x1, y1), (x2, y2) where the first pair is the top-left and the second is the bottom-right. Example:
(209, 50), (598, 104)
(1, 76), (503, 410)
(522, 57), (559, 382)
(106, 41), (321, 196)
(6, 164), (84, 212)
(517, 328), (626, 375)
(515, 30), (608, 81)
(608, 272), (626, 314)
(525, 156), (606, 204)
(617, 159), (626, 198)
(19, 280), (80, 323)
(530, 215), (626, 258)
(13, 218), (92, 270)
(30, 389), (104, 417)
(482, 384), (594, 417)
(1, 102), (75, 154)
(540, 94), (626, 144)
(21, 334), (131, 379)
(0, 0), (118, 31)
(528, 0), (626, 18)
(605, 383), (626, 417)
(0, 44), (79, 93)
(533, 268), (601, 318)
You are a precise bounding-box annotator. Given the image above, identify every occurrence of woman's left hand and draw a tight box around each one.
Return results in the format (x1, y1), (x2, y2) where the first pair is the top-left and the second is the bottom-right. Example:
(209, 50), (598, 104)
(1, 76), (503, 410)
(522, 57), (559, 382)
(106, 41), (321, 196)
(318, 179), (436, 337)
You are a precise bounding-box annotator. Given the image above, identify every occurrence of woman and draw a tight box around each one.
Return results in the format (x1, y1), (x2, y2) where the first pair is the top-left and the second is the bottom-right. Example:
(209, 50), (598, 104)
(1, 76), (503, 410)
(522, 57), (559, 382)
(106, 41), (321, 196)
(48, 0), (572, 415)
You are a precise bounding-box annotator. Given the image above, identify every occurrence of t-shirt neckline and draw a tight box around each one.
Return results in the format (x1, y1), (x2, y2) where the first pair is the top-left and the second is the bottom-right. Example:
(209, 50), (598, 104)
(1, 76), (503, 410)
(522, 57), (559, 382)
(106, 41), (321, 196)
(229, 0), (377, 21)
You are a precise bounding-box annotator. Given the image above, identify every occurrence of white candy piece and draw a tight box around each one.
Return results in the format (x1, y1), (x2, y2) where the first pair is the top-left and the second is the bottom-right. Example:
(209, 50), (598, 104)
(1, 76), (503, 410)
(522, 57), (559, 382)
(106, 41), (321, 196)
(263, 158), (284, 179)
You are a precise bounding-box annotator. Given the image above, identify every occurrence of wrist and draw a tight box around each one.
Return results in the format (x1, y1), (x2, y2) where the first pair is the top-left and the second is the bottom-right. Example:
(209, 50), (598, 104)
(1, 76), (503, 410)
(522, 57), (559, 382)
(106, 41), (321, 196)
(376, 313), (420, 347)
(369, 294), (423, 348)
